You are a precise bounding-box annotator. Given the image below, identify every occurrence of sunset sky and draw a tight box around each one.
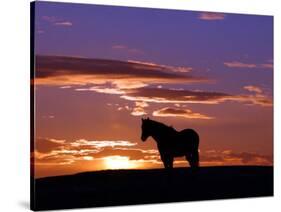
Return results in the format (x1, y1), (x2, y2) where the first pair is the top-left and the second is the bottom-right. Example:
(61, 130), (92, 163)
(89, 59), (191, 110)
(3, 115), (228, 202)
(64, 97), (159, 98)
(33, 1), (273, 178)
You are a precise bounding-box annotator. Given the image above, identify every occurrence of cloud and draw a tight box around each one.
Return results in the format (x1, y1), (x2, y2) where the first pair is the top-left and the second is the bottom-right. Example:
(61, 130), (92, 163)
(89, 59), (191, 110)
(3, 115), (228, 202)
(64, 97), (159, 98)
(127, 60), (193, 73)
(243, 85), (262, 93)
(33, 138), (158, 166)
(200, 150), (273, 166)
(91, 147), (159, 161)
(130, 101), (149, 116)
(35, 138), (66, 153)
(224, 61), (274, 70)
(42, 115), (55, 119)
(70, 139), (137, 148)
(83, 156), (94, 160)
(35, 55), (204, 87)
(54, 21), (73, 27)
(35, 139), (138, 158)
(60, 85), (72, 89)
(171, 150), (273, 166)
(198, 12), (225, 21)
(112, 45), (127, 49)
(41, 16), (73, 27)
(42, 16), (58, 22)
(224, 151), (272, 164)
(112, 45), (143, 54)
(76, 85), (126, 95)
(152, 107), (214, 120)
(135, 101), (149, 108)
(173, 67), (193, 73)
(35, 55), (272, 116)
(120, 87), (272, 107)
(33, 137), (272, 169)
(33, 139), (139, 166)
(116, 105), (130, 111)
(131, 107), (147, 116)
(260, 59), (273, 69)
(260, 63), (273, 69)
(224, 61), (257, 68)
(121, 87), (231, 104)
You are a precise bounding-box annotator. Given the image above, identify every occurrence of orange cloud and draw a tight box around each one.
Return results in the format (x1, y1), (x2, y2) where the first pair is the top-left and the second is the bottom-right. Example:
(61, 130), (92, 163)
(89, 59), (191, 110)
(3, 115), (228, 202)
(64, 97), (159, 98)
(130, 101), (149, 116)
(91, 147), (159, 161)
(117, 105), (130, 111)
(35, 138), (66, 153)
(35, 138), (273, 167)
(60, 85), (72, 89)
(152, 107), (214, 120)
(70, 139), (137, 148)
(33, 137), (272, 177)
(33, 138), (141, 167)
(174, 150), (272, 167)
(131, 107), (147, 116)
(33, 138), (159, 169)
(120, 87), (272, 107)
(198, 12), (225, 21)
(201, 150), (273, 166)
(135, 101), (149, 108)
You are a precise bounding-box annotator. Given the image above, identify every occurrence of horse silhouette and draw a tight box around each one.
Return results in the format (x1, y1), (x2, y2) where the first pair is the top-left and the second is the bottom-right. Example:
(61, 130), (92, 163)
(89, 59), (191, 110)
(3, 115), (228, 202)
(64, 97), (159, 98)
(141, 118), (199, 169)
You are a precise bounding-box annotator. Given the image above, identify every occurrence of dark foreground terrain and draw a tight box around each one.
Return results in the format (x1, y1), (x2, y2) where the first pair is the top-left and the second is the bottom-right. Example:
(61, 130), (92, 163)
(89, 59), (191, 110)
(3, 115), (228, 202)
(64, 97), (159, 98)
(31, 166), (273, 210)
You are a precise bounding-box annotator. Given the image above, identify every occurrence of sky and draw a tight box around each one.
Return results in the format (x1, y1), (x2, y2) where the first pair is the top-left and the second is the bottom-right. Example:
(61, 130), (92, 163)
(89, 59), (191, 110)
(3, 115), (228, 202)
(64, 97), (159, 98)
(32, 1), (273, 178)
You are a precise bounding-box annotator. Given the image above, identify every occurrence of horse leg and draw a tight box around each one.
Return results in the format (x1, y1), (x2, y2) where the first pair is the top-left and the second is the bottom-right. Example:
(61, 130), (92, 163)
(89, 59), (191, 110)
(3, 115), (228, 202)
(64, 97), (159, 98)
(160, 154), (168, 169)
(190, 150), (199, 168)
(185, 154), (192, 167)
(166, 156), (174, 169)
(163, 159), (169, 169)
(161, 154), (173, 170)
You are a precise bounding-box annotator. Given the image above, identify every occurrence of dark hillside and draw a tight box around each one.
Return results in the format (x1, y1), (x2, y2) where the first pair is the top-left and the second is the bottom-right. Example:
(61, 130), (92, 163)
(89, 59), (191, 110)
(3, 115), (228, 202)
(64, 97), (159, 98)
(32, 166), (273, 210)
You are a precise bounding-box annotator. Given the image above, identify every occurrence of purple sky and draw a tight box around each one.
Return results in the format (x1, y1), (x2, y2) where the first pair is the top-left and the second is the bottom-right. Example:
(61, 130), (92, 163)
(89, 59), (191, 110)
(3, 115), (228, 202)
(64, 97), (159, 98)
(35, 1), (273, 94)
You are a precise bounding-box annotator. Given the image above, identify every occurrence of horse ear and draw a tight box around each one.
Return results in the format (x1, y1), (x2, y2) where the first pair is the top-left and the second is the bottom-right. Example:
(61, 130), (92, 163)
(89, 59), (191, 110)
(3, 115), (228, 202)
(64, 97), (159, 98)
(141, 118), (144, 121)
(147, 117), (150, 120)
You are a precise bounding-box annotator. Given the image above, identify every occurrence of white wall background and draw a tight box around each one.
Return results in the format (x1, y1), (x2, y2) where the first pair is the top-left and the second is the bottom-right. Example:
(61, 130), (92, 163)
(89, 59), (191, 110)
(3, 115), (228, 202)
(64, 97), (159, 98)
(0, 0), (279, 211)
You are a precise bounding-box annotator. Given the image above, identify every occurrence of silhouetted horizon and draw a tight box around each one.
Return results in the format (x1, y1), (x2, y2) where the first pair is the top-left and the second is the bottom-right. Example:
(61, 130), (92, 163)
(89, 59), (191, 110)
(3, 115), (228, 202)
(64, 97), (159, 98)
(32, 166), (273, 210)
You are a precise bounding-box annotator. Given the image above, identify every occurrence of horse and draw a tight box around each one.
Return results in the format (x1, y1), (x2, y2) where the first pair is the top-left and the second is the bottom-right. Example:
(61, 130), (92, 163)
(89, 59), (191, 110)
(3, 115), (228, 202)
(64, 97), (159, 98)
(141, 118), (199, 169)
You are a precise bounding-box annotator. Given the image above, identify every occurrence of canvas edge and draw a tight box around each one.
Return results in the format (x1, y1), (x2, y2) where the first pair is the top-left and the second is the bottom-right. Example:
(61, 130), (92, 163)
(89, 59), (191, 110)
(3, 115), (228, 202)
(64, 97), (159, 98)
(30, 1), (36, 211)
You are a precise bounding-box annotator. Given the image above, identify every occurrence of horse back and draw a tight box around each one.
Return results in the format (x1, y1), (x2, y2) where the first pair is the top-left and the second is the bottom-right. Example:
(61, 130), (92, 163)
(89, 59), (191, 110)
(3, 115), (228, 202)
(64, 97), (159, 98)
(179, 128), (199, 147)
(158, 128), (199, 157)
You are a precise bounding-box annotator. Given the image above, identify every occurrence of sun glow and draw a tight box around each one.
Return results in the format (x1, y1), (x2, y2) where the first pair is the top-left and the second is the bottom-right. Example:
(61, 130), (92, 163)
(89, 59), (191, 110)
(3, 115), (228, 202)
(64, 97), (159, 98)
(104, 156), (138, 170)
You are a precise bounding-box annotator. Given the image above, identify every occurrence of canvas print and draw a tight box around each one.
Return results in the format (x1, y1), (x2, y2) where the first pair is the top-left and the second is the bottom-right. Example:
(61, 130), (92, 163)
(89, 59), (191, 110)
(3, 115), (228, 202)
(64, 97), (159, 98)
(30, 1), (273, 211)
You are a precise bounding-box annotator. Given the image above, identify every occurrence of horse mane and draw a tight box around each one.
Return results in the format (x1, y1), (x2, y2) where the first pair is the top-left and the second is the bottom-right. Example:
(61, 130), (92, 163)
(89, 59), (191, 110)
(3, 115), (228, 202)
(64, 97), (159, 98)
(149, 119), (176, 133)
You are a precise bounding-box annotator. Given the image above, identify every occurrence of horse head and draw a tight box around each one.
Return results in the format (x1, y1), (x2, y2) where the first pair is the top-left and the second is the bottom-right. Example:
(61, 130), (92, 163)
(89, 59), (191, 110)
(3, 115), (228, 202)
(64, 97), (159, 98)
(141, 117), (151, 142)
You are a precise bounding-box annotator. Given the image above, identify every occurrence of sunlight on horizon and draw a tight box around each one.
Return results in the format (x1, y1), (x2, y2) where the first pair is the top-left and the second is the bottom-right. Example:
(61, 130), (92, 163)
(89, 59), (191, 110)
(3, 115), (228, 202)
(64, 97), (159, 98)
(103, 156), (140, 170)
